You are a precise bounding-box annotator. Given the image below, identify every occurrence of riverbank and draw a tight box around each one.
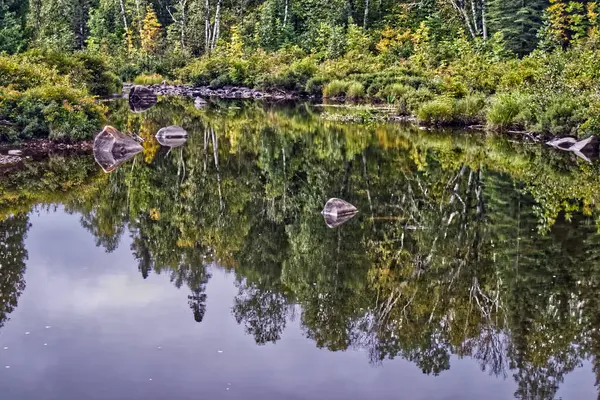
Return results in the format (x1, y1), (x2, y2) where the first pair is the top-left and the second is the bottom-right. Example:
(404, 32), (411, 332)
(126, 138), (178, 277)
(0, 139), (93, 166)
(132, 83), (300, 101)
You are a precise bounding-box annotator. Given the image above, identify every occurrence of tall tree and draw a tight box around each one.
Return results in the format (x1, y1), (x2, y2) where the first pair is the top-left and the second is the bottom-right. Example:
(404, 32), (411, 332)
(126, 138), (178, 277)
(0, 0), (28, 53)
(488, 0), (548, 55)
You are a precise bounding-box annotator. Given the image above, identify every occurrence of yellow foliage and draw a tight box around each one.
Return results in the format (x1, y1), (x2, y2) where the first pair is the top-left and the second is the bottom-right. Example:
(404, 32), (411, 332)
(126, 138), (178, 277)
(140, 6), (162, 54)
(140, 120), (160, 163)
(149, 208), (161, 220)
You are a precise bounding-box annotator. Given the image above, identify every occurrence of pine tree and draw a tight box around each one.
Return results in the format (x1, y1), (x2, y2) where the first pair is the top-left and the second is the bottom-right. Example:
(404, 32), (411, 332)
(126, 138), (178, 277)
(487, 0), (549, 56)
(0, 0), (28, 54)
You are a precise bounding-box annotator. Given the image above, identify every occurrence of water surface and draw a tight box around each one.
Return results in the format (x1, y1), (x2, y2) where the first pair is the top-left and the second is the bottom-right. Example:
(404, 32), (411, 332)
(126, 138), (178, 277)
(1, 98), (599, 399)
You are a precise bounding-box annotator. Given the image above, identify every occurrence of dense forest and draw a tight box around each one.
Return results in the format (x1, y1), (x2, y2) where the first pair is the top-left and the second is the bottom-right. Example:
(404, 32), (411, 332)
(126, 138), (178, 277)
(1, 0), (600, 140)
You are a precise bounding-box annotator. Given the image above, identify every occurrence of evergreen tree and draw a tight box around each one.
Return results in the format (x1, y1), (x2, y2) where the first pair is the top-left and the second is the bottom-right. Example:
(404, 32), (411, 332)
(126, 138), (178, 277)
(487, 0), (549, 55)
(0, 0), (28, 54)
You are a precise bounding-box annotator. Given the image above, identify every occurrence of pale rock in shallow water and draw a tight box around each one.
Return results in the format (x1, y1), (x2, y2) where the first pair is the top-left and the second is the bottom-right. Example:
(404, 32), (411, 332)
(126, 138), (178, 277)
(155, 126), (188, 148)
(321, 198), (358, 228)
(93, 126), (143, 173)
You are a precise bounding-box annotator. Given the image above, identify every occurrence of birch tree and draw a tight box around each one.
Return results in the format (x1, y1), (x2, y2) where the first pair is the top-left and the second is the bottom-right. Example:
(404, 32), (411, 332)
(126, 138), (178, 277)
(446, 0), (488, 39)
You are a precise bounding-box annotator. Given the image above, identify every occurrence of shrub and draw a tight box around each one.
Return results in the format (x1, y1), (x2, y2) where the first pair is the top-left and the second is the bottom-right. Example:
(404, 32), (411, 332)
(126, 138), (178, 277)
(346, 81), (365, 99)
(178, 55), (229, 86)
(417, 97), (456, 125)
(75, 52), (121, 96)
(487, 93), (528, 130)
(305, 76), (326, 96)
(323, 80), (348, 98)
(536, 94), (586, 135)
(133, 73), (165, 85)
(0, 85), (106, 141)
(20, 49), (121, 96)
(0, 54), (62, 90)
(454, 94), (486, 124)
(257, 57), (318, 91)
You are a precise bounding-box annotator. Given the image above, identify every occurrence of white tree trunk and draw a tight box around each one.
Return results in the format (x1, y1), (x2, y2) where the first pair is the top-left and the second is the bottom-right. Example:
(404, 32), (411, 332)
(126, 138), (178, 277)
(119, 0), (128, 32)
(211, 0), (222, 50)
(135, 0), (140, 22)
(470, 0), (479, 35)
(481, 0), (487, 39)
(448, 0), (476, 39)
(363, 0), (369, 28)
(283, 0), (289, 26)
(181, 0), (187, 49)
(205, 0), (211, 53)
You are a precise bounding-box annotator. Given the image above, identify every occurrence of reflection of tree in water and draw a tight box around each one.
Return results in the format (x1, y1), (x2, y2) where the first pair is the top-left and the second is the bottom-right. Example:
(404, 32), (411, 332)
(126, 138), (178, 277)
(9, 100), (600, 399)
(233, 282), (290, 344)
(0, 214), (29, 328)
(93, 101), (600, 399)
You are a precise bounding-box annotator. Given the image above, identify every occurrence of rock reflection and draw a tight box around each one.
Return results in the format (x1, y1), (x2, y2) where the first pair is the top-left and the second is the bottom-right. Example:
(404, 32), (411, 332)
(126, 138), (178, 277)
(128, 86), (158, 113)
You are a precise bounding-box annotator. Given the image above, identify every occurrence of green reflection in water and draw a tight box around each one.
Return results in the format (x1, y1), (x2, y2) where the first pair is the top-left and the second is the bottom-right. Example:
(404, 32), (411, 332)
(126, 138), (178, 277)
(3, 97), (600, 399)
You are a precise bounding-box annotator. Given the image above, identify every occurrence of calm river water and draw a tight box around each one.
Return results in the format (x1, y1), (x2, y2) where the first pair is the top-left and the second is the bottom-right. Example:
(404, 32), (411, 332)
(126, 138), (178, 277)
(0, 98), (598, 399)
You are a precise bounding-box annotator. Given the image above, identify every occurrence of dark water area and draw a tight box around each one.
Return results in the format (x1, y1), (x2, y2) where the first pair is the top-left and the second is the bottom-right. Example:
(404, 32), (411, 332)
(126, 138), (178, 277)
(1, 98), (600, 399)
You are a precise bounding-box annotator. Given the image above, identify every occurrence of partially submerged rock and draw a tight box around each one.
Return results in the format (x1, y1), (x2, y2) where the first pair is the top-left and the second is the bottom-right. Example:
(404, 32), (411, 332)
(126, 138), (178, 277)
(0, 154), (22, 166)
(546, 137), (577, 150)
(93, 126), (143, 173)
(321, 198), (358, 228)
(546, 136), (600, 162)
(129, 85), (158, 113)
(155, 126), (188, 148)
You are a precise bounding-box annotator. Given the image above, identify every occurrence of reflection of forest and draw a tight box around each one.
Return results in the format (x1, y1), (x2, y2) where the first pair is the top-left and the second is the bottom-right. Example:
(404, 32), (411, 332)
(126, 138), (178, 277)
(3, 99), (600, 399)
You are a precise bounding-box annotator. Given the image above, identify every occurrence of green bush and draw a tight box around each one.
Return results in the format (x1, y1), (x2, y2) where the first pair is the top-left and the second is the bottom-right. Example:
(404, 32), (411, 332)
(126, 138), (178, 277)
(20, 49), (121, 96)
(257, 57), (318, 91)
(133, 73), (165, 85)
(417, 97), (456, 125)
(305, 76), (326, 96)
(74, 52), (121, 96)
(454, 94), (486, 124)
(346, 81), (365, 100)
(487, 93), (528, 130)
(178, 55), (229, 86)
(323, 80), (348, 98)
(0, 54), (62, 90)
(0, 85), (106, 141)
(535, 95), (586, 135)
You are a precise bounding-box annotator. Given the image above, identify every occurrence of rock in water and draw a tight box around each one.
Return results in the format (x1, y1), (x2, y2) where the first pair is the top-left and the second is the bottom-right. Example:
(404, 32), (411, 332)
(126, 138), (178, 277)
(321, 198), (358, 228)
(93, 126), (143, 173)
(7, 149), (22, 156)
(547, 135), (600, 162)
(546, 137), (577, 150)
(194, 97), (208, 109)
(155, 126), (188, 148)
(129, 86), (158, 113)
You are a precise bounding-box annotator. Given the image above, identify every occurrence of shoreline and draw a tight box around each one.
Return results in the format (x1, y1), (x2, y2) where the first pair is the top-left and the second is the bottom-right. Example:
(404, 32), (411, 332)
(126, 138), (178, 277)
(128, 83), (304, 101)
